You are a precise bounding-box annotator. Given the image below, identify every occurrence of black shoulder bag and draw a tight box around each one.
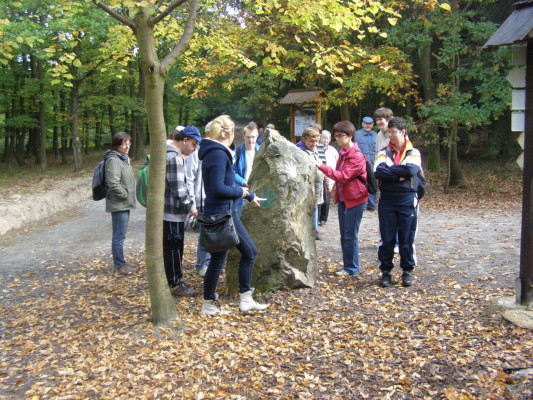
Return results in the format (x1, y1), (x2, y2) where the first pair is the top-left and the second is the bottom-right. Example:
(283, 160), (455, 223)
(197, 200), (240, 253)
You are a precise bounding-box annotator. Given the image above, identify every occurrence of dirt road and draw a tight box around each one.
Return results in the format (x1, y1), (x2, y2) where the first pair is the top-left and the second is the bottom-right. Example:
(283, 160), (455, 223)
(0, 195), (522, 291)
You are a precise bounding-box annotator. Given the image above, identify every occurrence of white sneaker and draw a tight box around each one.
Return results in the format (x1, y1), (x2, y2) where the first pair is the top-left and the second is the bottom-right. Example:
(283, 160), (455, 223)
(394, 245), (399, 254)
(197, 267), (207, 277)
(239, 290), (268, 313)
(201, 299), (230, 315)
(335, 269), (351, 277)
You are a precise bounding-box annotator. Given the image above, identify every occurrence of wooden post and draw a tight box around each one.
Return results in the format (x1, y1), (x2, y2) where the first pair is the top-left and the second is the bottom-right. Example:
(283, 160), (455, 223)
(518, 40), (533, 305)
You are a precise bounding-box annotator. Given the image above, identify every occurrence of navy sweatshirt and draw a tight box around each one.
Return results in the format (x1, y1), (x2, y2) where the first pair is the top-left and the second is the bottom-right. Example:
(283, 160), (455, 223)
(199, 139), (255, 215)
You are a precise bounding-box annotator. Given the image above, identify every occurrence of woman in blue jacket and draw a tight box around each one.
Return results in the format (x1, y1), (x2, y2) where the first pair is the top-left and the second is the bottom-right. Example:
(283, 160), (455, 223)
(199, 115), (267, 315)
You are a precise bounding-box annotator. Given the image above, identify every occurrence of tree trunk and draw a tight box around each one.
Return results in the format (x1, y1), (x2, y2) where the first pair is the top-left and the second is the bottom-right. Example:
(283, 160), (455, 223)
(340, 103), (350, 121)
(446, 123), (464, 189)
(109, 82), (116, 136)
(30, 54), (40, 165)
(53, 91), (60, 159)
(37, 59), (47, 173)
(83, 110), (90, 155)
(419, 43), (440, 172)
(4, 133), (12, 171)
(95, 118), (102, 150)
(135, 10), (178, 325)
(446, 54), (464, 188)
(60, 90), (68, 165)
(13, 72), (25, 166)
(133, 60), (146, 159)
(70, 81), (83, 172)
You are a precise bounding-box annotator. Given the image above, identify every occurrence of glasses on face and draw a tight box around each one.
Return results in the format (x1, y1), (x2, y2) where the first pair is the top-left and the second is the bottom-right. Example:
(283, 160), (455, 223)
(121, 142), (131, 147)
(334, 134), (347, 139)
(387, 130), (401, 136)
(188, 139), (198, 149)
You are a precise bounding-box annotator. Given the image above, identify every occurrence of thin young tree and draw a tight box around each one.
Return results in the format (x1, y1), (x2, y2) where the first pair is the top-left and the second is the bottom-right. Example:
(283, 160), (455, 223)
(92, 0), (199, 326)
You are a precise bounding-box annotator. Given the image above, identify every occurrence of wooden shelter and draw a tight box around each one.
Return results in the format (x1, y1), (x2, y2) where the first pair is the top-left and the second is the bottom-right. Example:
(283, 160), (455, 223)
(279, 89), (327, 143)
(484, 0), (533, 305)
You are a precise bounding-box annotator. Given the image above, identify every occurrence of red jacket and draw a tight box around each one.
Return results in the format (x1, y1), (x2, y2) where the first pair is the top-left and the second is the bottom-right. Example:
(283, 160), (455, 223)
(319, 143), (368, 209)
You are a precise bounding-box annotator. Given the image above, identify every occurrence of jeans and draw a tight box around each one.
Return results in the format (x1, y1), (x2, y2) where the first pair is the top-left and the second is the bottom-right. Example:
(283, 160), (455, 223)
(204, 212), (257, 300)
(111, 210), (130, 269)
(367, 192), (377, 210)
(232, 198), (245, 219)
(195, 235), (211, 272)
(163, 221), (185, 286)
(377, 195), (418, 272)
(338, 201), (366, 275)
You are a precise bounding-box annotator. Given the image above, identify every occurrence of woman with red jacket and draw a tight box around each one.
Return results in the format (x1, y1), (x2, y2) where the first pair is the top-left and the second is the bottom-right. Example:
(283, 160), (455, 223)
(316, 120), (368, 277)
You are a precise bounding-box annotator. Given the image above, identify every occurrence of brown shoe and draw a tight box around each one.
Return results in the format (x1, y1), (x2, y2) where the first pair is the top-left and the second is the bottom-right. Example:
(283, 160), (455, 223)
(115, 265), (135, 275)
(171, 281), (196, 297)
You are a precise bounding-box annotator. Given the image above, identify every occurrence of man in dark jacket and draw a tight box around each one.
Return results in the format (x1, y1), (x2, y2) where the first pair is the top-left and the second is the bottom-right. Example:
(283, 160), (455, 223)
(374, 117), (422, 288)
(164, 125), (202, 297)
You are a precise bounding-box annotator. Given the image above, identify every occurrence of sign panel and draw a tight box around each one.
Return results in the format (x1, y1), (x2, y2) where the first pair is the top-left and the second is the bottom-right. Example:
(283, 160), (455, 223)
(512, 112), (525, 132)
(518, 132), (525, 150)
(507, 68), (526, 88)
(517, 132), (525, 170)
(294, 108), (316, 137)
(512, 90), (526, 110)
(517, 152), (524, 170)
(513, 45), (527, 66)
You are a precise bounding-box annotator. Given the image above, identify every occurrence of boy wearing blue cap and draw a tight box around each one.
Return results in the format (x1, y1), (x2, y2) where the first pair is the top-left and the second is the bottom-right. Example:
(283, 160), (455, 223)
(164, 125), (201, 297)
(354, 116), (377, 211)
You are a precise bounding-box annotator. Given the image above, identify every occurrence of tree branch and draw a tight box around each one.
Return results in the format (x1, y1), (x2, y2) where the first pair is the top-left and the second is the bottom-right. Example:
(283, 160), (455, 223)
(151, 0), (189, 26)
(92, 0), (137, 31)
(160, 0), (199, 75)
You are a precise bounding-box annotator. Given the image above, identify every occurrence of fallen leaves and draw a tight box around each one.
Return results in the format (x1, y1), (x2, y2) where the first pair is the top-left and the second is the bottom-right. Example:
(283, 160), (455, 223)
(0, 162), (531, 399)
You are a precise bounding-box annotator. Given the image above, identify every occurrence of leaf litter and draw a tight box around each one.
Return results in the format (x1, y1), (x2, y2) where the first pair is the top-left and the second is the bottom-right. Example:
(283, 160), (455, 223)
(0, 162), (532, 399)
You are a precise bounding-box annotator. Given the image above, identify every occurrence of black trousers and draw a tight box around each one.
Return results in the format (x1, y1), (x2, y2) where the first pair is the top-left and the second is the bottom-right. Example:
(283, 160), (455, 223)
(318, 182), (330, 223)
(163, 220), (185, 287)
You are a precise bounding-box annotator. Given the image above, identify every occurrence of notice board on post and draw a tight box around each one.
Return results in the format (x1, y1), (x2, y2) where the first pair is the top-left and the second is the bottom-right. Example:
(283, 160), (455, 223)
(279, 89), (327, 143)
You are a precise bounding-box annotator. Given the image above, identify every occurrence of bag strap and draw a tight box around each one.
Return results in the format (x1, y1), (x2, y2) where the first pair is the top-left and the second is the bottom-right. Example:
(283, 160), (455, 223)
(355, 149), (368, 185)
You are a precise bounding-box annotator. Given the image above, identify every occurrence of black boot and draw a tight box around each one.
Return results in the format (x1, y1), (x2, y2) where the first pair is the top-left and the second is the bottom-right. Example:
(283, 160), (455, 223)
(379, 272), (392, 287)
(402, 271), (413, 287)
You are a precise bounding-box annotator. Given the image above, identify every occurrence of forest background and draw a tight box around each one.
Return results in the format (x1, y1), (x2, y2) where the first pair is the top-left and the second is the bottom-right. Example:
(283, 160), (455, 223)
(0, 0), (521, 185)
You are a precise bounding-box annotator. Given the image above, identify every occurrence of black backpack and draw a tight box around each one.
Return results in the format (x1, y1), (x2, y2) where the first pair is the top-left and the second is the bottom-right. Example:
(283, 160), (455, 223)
(356, 150), (378, 194)
(92, 153), (118, 201)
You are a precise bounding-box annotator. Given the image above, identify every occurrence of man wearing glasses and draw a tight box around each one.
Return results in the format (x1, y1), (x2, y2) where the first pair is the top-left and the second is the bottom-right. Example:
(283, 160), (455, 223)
(164, 125), (201, 297)
(374, 117), (422, 288)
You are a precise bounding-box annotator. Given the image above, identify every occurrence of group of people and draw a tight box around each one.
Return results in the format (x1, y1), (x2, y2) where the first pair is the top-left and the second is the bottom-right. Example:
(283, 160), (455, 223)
(297, 108), (422, 288)
(102, 107), (423, 317)
(103, 116), (270, 315)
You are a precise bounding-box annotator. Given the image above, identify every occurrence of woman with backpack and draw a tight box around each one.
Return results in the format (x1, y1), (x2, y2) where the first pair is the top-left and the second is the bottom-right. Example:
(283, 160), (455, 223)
(105, 131), (136, 275)
(313, 120), (368, 278)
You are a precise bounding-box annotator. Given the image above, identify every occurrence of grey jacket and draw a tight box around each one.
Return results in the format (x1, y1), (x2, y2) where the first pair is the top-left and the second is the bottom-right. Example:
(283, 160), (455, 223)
(104, 150), (136, 213)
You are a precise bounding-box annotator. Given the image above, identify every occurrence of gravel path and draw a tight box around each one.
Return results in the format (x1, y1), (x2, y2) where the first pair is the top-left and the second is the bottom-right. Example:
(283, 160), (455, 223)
(0, 194), (522, 291)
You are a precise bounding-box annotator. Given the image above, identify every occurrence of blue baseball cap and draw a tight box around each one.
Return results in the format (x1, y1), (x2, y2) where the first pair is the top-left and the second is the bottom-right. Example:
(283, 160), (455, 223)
(181, 125), (202, 142)
(362, 116), (374, 124)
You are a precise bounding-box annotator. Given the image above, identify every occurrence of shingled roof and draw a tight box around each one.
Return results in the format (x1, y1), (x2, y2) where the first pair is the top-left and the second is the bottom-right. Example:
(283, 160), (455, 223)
(279, 89), (327, 105)
(484, 0), (533, 47)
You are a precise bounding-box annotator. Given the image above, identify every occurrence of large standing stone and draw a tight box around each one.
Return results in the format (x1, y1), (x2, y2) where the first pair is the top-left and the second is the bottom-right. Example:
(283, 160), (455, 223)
(226, 130), (318, 294)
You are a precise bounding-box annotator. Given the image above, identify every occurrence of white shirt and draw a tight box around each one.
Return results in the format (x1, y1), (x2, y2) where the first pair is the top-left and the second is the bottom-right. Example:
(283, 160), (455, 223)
(376, 130), (389, 156)
(245, 149), (255, 181)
